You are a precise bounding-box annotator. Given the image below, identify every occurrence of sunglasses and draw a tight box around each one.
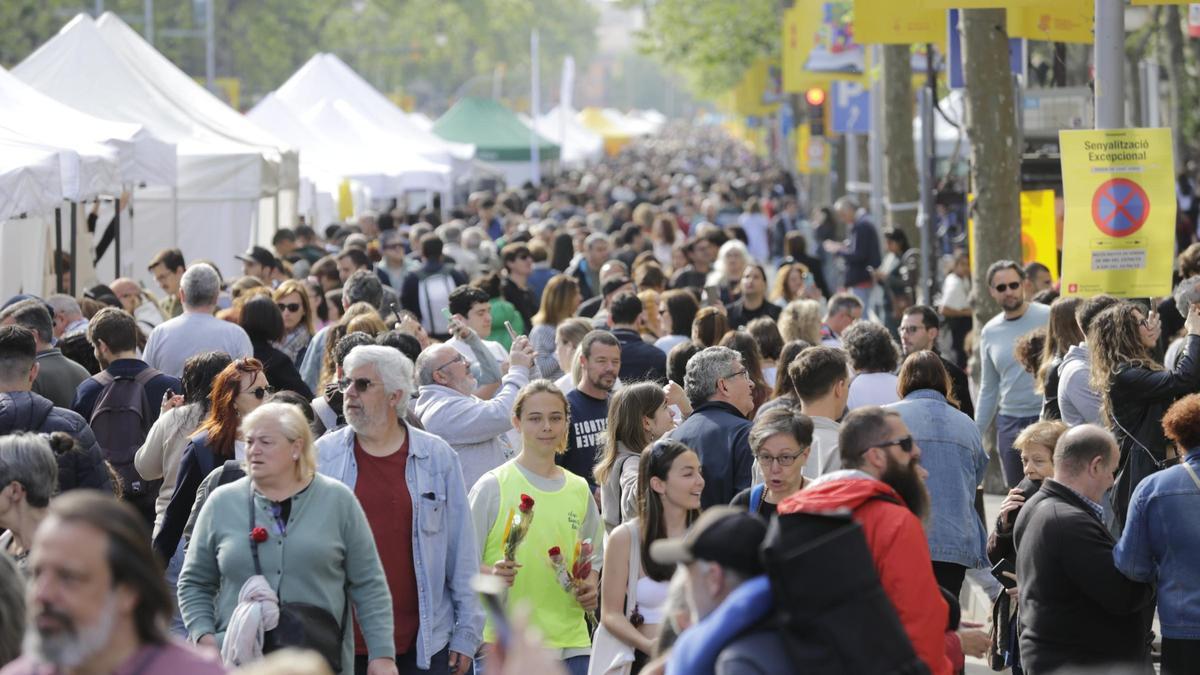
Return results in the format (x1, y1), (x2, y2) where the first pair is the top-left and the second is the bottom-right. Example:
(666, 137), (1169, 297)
(241, 386), (276, 400)
(337, 377), (381, 394)
(277, 302), (302, 313)
(869, 436), (914, 454)
(993, 281), (1021, 292)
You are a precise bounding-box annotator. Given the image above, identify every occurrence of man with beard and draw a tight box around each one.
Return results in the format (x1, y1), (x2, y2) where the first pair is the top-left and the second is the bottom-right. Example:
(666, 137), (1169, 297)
(778, 406), (952, 675)
(2, 491), (222, 674)
(316, 346), (483, 675)
(898, 305), (973, 418)
(414, 337), (534, 491)
(975, 260), (1051, 488)
(559, 331), (621, 489)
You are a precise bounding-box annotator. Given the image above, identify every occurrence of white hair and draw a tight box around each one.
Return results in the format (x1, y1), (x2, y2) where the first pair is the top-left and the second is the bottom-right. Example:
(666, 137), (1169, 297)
(709, 239), (751, 286)
(179, 263), (220, 308)
(344, 345), (415, 414)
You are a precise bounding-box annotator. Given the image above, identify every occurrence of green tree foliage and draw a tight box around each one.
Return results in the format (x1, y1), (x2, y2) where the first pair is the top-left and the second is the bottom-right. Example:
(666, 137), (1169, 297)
(0, 0), (598, 112)
(632, 0), (779, 96)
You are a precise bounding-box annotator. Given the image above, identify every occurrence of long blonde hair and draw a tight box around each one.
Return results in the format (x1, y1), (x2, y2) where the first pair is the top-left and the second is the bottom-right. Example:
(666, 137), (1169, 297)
(1089, 302), (1161, 423)
(778, 299), (822, 344)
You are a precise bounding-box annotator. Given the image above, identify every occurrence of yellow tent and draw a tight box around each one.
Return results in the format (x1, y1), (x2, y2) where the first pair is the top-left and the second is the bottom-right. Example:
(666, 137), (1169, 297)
(578, 107), (633, 156)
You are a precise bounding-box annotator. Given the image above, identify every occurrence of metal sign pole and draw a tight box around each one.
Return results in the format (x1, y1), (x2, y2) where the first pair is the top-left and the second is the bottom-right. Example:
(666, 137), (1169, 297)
(1094, 0), (1125, 129)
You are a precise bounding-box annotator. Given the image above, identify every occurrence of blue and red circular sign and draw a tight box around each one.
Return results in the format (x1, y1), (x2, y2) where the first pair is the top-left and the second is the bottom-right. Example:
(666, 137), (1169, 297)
(1091, 178), (1150, 237)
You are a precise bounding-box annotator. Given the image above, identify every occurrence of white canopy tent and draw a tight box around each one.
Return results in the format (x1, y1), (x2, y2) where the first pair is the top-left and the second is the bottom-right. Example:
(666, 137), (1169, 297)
(532, 104), (604, 166)
(274, 54), (474, 175)
(0, 141), (66, 297)
(14, 13), (298, 286)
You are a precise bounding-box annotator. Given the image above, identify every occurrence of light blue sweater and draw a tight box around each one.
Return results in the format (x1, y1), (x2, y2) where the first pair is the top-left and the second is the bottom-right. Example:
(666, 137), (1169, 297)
(975, 302), (1051, 432)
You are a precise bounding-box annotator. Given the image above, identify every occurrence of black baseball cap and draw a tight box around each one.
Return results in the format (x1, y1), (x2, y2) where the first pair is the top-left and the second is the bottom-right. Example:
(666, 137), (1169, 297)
(235, 246), (278, 270)
(649, 506), (766, 576)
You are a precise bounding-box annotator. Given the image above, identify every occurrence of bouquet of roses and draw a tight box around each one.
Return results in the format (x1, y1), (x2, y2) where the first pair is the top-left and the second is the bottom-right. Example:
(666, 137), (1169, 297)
(501, 493), (535, 562)
(549, 538), (599, 629)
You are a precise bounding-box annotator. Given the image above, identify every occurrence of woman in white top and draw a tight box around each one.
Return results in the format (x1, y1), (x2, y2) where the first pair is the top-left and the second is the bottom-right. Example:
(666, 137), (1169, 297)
(707, 240), (751, 303)
(597, 439), (703, 671)
(737, 197), (771, 264)
(650, 214), (680, 269)
(939, 254), (973, 369)
(842, 321), (902, 410)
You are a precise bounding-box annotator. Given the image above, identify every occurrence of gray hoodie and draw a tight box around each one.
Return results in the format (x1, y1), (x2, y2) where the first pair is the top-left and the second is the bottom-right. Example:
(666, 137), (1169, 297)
(1057, 344), (1101, 426)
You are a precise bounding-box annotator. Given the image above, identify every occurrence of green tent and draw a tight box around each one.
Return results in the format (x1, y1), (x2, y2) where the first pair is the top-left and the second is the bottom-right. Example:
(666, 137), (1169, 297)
(433, 97), (560, 163)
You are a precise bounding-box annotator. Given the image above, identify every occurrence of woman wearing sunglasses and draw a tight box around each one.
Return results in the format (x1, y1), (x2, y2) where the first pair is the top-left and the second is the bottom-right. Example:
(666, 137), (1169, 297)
(240, 296), (314, 400)
(272, 279), (315, 365)
(153, 357), (271, 564)
(731, 408), (813, 518)
(885, 351), (987, 598)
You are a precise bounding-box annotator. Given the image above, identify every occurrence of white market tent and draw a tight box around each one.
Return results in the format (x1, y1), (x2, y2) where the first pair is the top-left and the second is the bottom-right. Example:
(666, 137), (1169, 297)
(532, 104), (604, 167)
(14, 13), (299, 285)
(274, 53), (474, 178)
(0, 140), (67, 296)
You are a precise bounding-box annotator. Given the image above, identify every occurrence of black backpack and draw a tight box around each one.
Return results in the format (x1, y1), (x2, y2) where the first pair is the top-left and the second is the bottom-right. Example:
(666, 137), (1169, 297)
(760, 510), (930, 675)
(88, 368), (162, 524)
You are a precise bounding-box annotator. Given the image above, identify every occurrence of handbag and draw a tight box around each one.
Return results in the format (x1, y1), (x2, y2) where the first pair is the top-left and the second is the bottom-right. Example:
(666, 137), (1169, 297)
(588, 521), (642, 675)
(248, 485), (345, 672)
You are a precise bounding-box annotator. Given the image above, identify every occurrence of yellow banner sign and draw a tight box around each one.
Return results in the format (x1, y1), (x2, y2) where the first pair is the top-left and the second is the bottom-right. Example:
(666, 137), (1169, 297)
(1008, 1), (1094, 44)
(967, 190), (1061, 281)
(920, 0), (1039, 8)
(854, 0), (948, 46)
(1060, 127), (1176, 298)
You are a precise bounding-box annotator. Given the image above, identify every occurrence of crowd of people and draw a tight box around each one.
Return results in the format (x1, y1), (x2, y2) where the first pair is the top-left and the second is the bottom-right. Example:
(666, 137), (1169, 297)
(0, 122), (1197, 675)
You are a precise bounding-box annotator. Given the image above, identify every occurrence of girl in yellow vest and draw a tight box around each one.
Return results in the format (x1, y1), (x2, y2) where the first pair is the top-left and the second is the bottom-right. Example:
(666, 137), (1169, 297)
(468, 379), (604, 675)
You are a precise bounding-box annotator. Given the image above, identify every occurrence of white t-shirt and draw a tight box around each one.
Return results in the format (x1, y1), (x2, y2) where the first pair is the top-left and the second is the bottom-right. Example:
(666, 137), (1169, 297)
(847, 372), (900, 410)
(941, 273), (971, 311)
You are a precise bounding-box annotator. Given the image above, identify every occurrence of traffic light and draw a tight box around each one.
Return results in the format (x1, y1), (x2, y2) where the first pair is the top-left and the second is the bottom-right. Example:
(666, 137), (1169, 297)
(805, 87), (826, 136)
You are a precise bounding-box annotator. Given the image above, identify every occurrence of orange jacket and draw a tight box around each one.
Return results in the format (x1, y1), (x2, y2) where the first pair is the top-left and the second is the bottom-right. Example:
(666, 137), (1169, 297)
(779, 474), (952, 675)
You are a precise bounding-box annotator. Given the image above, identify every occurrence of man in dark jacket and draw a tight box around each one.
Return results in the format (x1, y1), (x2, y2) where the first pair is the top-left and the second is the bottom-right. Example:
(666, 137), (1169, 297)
(0, 299), (90, 408)
(0, 325), (111, 494)
(564, 232), (612, 300)
(667, 347), (754, 507)
(651, 507), (792, 674)
(824, 196), (881, 311)
(608, 292), (666, 384)
(71, 308), (180, 420)
(899, 305), (973, 418)
(1014, 424), (1155, 674)
(399, 235), (469, 341)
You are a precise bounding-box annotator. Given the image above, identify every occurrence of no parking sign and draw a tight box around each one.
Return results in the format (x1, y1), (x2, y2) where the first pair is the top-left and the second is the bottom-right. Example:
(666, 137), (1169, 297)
(1060, 128), (1175, 298)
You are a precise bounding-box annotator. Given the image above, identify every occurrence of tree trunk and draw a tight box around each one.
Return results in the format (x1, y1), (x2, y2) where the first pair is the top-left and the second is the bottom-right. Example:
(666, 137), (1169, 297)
(1162, 5), (1189, 164)
(881, 44), (920, 245)
(963, 8), (1022, 494)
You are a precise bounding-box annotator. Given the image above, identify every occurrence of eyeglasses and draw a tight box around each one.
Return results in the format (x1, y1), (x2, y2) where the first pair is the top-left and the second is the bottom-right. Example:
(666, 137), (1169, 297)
(277, 302), (302, 313)
(868, 436), (915, 454)
(337, 377), (381, 394)
(756, 453), (803, 467)
(241, 386), (276, 400)
(435, 354), (467, 372)
(993, 281), (1021, 292)
(725, 368), (749, 381)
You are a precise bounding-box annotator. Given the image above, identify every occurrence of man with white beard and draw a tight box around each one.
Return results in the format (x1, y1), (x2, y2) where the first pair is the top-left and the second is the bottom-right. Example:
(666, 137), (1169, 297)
(1, 492), (223, 675)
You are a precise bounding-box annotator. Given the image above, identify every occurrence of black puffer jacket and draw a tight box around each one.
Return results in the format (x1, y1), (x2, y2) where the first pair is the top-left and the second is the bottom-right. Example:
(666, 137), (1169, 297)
(0, 391), (112, 494)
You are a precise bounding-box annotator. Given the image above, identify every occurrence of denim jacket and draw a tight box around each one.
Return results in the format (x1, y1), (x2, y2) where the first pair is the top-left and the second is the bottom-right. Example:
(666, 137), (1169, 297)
(1114, 448), (1200, 639)
(316, 423), (485, 667)
(887, 390), (988, 568)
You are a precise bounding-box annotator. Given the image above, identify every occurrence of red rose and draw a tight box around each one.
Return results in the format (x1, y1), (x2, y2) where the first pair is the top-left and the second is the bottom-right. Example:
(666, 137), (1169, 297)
(548, 546), (562, 557)
(250, 527), (269, 543)
(519, 494), (535, 512)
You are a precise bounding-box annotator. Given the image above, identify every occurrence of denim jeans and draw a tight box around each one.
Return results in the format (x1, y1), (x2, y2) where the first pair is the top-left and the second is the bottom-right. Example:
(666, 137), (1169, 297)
(355, 645), (464, 675)
(996, 414), (1039, 488)
(474, 652), (586, 675)
(165, 539), (187, 638)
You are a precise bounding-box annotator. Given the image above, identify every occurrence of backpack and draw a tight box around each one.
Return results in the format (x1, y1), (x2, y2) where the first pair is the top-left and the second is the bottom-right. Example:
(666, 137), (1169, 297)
(417, 268), (457, 336)
(88, 368), (163, 524)
(760, 510), (929, 675)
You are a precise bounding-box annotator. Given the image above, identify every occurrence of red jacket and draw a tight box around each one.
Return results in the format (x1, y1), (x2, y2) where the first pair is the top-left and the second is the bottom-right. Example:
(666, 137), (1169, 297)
(779, 474), (952, 675)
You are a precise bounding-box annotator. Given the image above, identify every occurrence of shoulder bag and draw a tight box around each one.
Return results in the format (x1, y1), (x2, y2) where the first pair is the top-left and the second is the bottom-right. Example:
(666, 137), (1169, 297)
(588, 520), (642, 675)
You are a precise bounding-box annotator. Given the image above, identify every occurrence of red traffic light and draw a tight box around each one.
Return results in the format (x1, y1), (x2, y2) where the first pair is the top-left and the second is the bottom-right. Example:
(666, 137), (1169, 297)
(804, 87), (826, 107)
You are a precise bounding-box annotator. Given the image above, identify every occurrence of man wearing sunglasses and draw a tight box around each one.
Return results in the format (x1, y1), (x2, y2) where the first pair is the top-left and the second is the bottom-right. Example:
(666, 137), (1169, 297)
(976, 260), (1051, 488)
(779, 406), (952, 675)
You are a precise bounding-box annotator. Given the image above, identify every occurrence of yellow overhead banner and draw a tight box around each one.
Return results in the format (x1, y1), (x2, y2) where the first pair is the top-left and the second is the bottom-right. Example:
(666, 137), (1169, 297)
(729, 58), (779, 117)
(854, 0), (948, 46)
(783, 5), (833, 92)
(1009, 2), (1094, 44)
(1060, 128), (1176, 298)
(920, 0), (1039, 8)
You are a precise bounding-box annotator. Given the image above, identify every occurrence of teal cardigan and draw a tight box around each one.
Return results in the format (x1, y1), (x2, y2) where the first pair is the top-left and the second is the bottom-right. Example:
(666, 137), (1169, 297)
(177, 474), (394, 673)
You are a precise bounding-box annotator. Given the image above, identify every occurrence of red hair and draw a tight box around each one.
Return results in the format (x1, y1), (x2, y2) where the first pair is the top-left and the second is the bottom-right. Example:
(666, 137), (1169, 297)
(195, 357), (263, 458)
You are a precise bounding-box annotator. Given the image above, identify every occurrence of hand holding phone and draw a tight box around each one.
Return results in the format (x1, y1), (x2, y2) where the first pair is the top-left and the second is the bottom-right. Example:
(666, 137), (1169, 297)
(504, 320), (519, 342)
(991, 558), (1017, 590)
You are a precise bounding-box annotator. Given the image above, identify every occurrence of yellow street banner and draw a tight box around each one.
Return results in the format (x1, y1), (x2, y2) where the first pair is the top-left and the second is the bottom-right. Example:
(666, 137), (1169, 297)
(783, 5), (831, 92)
(731, 58), (779, 117)
(1060, 128), (1176, 298)
(920, 0), (1039, 8)
(797, 124), (831, 175)
(1008, 2), (1094, 44)
(967, 190), (1061, 281)
(854, 0), (948, 46)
